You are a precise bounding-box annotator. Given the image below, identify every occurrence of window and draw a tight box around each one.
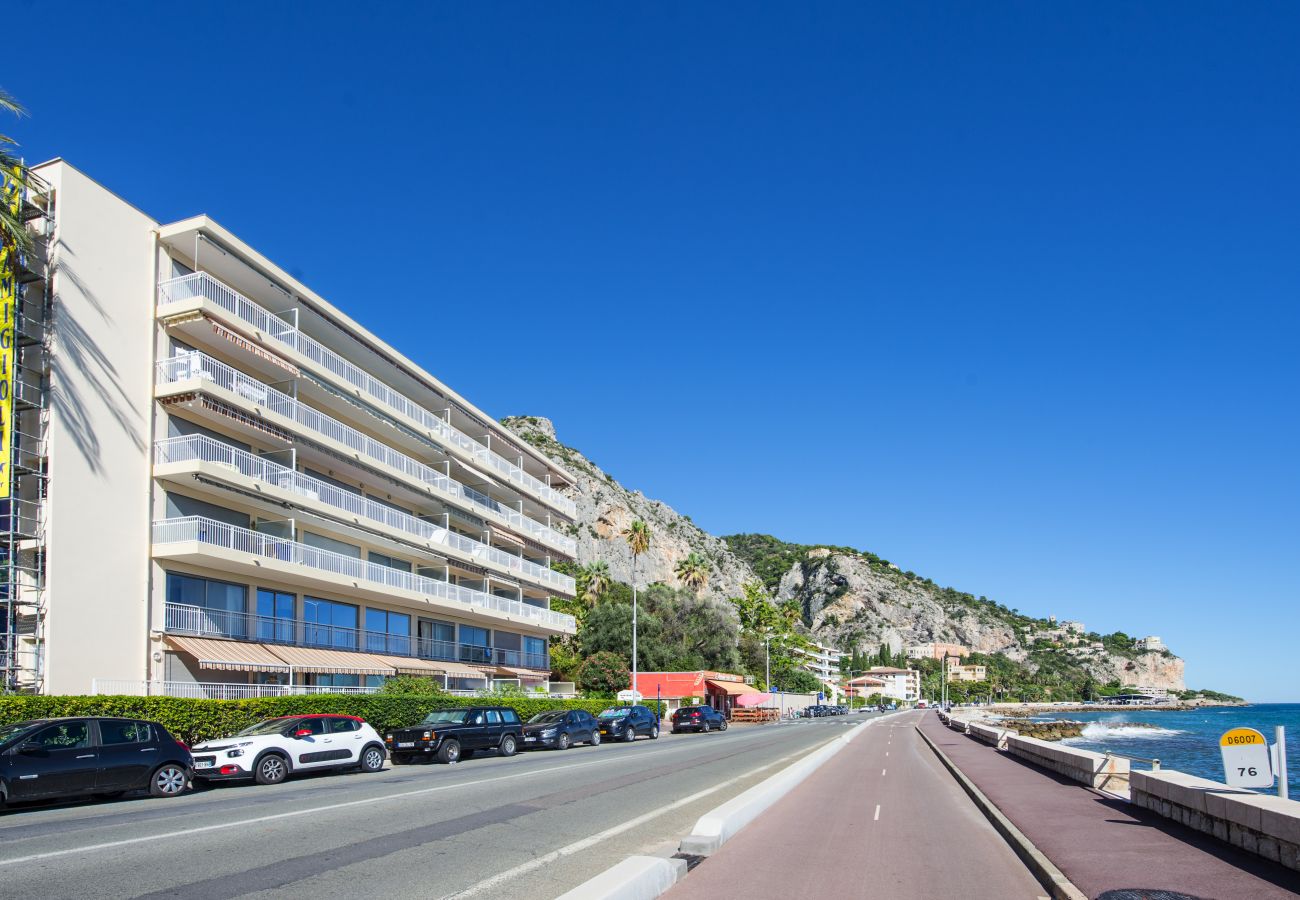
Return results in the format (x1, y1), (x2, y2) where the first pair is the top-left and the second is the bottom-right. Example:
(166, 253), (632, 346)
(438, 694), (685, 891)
(459, 625), (491, 664)
(328, 718), (361, 734)
(311, 673), (359, 688)
(365, 608), (411, 654)
(100, 721), (152, 745)
(304, 597), (358, 649)
(256, 589), (295, 644)
(166, 573), (247, 638)
(502, 710), (520, 724)
(486, 710), (501, 724)
(302, 531), (361, 559)
(368, 551), (412, 573)
(524, 636), (547, 668)
(295, 718), (327, 736)
(30, 722), (90, 749)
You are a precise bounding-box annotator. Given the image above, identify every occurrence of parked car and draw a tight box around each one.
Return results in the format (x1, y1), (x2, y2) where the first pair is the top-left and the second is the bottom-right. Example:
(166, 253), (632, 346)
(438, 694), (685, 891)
(671, 705), (727, 734)
(0, 717), (192, 810)
(597, 705), (660, 742)
(521, 710), (600, 750)
(192, 714), (386, 785)
(385, 707), (523, 764)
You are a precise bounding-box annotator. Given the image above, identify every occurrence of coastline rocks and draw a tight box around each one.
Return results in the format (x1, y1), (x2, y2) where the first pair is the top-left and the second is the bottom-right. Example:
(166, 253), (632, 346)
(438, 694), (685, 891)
(1005, 720), (1084, 741)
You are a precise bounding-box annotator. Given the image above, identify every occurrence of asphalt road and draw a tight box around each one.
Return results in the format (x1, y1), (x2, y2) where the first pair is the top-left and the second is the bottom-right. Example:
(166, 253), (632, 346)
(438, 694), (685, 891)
(0, 713), (885, 899)
(668, 710), (1045, 900)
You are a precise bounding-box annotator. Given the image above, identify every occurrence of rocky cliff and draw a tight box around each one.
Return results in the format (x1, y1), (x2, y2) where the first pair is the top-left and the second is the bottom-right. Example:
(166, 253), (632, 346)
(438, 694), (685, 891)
(502, 417), (1185, 692)
(501, 417), (758, 600)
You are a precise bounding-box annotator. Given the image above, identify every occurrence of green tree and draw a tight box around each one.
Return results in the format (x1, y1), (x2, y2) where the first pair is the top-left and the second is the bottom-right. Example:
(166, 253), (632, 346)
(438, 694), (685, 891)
(578, 651), (630, 696)
(673, 552), (709, 594)
(582, 560), (612, 607)
(1, 89), (34, 261)
(621, 519), (652, 691)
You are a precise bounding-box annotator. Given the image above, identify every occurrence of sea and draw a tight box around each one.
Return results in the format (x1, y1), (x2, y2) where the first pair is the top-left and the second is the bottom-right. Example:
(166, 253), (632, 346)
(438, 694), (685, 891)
(1023, 703), (1300, 798)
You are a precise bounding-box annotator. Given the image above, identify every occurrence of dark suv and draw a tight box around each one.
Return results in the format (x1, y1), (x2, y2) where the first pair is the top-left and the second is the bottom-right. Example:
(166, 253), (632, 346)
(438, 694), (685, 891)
(0, 717), (192, 811)
(385, 707), (523, 764)
(672, 705), (728, 734)
(597, 705), (660, 742)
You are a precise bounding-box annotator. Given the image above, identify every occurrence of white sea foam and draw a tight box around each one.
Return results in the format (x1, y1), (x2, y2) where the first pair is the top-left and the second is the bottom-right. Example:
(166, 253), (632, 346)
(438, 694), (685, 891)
(1078, 722), (1183, 741)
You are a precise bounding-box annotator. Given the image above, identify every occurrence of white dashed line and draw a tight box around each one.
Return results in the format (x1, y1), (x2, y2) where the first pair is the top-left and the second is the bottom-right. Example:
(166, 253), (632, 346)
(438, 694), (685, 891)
(874, 804), (881, 821)
(881, 768), (887, 776)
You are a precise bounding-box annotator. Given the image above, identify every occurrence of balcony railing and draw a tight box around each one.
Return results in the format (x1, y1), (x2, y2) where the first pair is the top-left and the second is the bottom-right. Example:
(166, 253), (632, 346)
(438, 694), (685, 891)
(92, 679), (561, 700)
(155, 351), (576, 557)
(152, 516), (576, 634)
(164, 602), (551, 670)
(154, 435), (575, 595)
(158, 272), (576, 518)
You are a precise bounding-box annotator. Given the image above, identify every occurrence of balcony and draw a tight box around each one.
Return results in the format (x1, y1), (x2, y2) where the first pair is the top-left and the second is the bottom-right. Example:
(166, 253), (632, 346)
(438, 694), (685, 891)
(152, 516), (577, 635)
(157, 272), (576, 518)
(163, 602), (551, 671)
(153, 435), (575, 596)
(155, 351), (576, 557)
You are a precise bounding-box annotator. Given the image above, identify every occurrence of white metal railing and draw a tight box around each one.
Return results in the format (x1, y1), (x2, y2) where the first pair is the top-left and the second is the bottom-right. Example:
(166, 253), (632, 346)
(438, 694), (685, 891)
(153, 435), (575, 594)
(158, 272), (576, 518)
(152, 516), (577, 633)
(155, 351), (576, 556)
(91, 679), (573, 700)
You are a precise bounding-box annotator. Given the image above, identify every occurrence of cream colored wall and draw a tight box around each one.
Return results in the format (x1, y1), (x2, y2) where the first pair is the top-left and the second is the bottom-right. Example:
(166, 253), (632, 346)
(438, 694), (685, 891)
(38, 161), (159, 694)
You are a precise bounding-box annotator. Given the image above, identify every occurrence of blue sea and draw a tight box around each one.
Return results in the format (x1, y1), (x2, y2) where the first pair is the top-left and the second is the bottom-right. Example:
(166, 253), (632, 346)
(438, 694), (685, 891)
(1027, 703), (1300, 798)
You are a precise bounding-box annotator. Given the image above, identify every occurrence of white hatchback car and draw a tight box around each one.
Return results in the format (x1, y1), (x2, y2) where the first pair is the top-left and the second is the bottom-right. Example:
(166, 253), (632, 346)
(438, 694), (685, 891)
(192, 714), (387, 785)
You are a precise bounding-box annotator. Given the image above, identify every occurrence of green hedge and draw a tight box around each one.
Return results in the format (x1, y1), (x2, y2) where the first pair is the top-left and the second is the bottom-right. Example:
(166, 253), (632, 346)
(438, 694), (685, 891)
(0, 695), (667, 745)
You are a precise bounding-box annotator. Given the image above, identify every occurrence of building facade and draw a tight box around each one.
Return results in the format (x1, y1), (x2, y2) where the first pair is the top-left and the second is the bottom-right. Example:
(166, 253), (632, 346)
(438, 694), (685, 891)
(1, 161), (579, 698)
(1135, 636), (1164, 652)
(946, 664), (987, 682)
(792, 641), (844, 700)
(905, 642), (969, 661)
(862, 667), (921, 703)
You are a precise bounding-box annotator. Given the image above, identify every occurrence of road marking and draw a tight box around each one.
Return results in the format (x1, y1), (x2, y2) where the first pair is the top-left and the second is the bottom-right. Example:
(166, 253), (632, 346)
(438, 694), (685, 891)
(439, 747), (813, 899)
(881, 768), (887, 776)
(874, 804), (881, 821)
(885, 751), (889, 757)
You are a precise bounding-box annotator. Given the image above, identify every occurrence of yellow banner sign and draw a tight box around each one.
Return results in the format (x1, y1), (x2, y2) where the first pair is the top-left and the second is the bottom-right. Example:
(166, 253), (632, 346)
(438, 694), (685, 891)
(0, 166), (20, 501)
(1220, 727), (1266, 747)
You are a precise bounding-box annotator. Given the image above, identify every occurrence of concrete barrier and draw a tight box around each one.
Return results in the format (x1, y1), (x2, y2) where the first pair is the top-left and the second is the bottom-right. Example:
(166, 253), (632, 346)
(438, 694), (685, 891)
(1006, 734), (1130, 792)
(969, 721), (1016, 750)
(947, 717), (972, 734)
(1131, 770), (1300, 872)
(554, 856), (687, 900)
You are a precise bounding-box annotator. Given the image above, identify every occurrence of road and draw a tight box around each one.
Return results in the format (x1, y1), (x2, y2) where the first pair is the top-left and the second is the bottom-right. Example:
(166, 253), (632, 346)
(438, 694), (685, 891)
(668, 710), (1046, 900)
(0, 714), (884, 899)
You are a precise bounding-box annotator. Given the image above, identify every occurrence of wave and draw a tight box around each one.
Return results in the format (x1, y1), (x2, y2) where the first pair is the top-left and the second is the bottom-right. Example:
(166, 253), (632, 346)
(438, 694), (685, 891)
(1077, 722), (1184, 741)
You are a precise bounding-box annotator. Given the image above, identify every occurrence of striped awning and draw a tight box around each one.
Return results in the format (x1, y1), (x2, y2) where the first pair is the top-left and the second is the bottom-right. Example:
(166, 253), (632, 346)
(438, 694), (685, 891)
(266, 645), (396, 676)
(379, 655), (448, 677)
(207, 317), (300, 374)
(496, 665), (544, 677)
(429, 661), (490, 678)
(166, 636), (289, 674)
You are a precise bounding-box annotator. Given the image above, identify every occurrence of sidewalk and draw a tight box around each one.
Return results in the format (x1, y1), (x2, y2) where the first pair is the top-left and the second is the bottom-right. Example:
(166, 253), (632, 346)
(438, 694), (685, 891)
(667, 713), (1045, 900)
(918, 716), (1300, 899)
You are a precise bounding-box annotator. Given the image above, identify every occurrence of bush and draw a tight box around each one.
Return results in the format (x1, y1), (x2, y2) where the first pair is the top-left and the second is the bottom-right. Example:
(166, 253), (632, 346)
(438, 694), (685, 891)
(578, 651), (630, 696)
(0, 694), (665, 746)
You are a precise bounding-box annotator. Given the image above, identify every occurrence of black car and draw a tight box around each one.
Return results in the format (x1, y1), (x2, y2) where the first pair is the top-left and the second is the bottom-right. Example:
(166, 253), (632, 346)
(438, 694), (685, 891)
(597, 705), (659, 742)
(671, 705), (728, 734)
(521, 710), (600, 750)
(385, 707), (523, 764)
(0, 717), (192, 811)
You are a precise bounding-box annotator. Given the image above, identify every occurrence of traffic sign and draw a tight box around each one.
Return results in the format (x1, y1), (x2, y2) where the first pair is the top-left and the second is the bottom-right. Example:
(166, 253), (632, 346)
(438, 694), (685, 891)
(817, 691), (824, 702)
(1220, 727), (1273, 788)
(616, 690), (643, 703)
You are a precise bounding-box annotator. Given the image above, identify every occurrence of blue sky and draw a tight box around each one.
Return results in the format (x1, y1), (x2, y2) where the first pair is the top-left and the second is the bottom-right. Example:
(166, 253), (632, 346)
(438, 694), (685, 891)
(7, 3), (1297, 700)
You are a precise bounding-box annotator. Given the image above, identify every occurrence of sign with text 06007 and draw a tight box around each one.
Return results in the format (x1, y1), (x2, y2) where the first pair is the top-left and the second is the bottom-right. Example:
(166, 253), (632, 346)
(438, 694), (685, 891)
(1220, 727), (1273, 789)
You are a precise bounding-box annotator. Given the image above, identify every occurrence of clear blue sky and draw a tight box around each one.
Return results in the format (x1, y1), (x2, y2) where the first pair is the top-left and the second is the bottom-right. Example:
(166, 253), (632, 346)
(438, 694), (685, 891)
(7, 3), (1297, 700)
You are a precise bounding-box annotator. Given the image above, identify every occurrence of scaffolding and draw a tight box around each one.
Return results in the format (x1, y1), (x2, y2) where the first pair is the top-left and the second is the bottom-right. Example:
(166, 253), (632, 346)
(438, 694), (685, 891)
(1, 169), (52, 693)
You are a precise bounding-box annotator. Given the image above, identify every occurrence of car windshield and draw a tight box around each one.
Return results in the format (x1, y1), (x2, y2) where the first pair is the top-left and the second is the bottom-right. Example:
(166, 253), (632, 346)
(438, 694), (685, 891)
(599, 709), (630, 719)
(235, 718), (298, 737)
(0, 721), (39, 746)
(421, 710), (470, 725)
(528, 712), (565, 724)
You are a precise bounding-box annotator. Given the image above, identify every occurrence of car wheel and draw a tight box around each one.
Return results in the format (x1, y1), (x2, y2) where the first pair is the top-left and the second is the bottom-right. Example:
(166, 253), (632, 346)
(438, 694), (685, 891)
(150, 763), (189, 798)
(557, 733), (571, 751)
(720, 720), (729, 731)
(499, 735), (518, 757)
(359, 745), (385, 773)
(701, 722), (710, 734)
(590, 731), (601, 746)
(651, 725), (659, 740)
(437, 740), (461, 764)
(622, 727), (635, 743)
(255, 753), (289, 785)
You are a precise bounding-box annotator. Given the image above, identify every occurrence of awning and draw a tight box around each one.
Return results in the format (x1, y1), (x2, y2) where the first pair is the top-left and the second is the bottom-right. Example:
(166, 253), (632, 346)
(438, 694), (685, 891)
(266, 645), (395, 676)
(378, 656), (448, 677)
(495, 665), (542, 677)
(428, 661), (490, 679)
(707, 679), (764, 696)
(207, 318), (300, 374)
(166, 636), (289, 674)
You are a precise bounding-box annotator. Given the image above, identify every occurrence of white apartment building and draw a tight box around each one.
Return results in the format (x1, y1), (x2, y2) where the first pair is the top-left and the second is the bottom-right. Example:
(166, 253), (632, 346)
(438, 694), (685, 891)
(1, 161), (579, 698)
(863, 667), (921, 703)
(792, 641), (844, 701)
(1135, 636), (1164, 652)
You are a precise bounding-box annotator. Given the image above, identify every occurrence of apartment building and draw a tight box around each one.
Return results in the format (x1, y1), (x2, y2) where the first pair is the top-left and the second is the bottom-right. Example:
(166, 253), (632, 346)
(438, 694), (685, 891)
(1135, 636), (1164, 652)
(905, 642), (969, 661)
(945, 664), (987, 683)
(791, 641), (844, 700)
(862, 666), (921, 703)
(1, 160), (579, 698)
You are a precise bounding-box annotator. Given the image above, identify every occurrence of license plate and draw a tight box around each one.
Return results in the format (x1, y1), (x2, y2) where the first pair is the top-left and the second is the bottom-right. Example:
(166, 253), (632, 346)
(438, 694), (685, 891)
(600, 728), (608, 734)
(195, 760), (214, 769)
(397, 742), (415, 748)
(524, 736), (536, 742)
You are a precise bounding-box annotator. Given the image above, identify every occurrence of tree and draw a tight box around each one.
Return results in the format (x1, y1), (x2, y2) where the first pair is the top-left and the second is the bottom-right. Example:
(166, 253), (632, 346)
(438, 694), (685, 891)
(673, 552), (709, 594)
(1, 88), (34, 261)
(621, 519), (651, 696)
(582, 560), (612, 607)
(578, 651), (630, 696)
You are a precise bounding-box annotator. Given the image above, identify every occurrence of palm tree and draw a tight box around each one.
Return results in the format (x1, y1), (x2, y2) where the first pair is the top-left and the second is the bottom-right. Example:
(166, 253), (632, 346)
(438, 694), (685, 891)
(621, 520), (651, 699)
(673, 552), (709, 594)
(582, 560), (611, 607)
(0, 88), (33, 258)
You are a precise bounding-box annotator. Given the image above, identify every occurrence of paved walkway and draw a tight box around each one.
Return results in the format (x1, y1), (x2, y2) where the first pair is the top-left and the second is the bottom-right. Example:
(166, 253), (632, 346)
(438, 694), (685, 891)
(919, 715), (1300, 899)
(667, 711), (1046, 900)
